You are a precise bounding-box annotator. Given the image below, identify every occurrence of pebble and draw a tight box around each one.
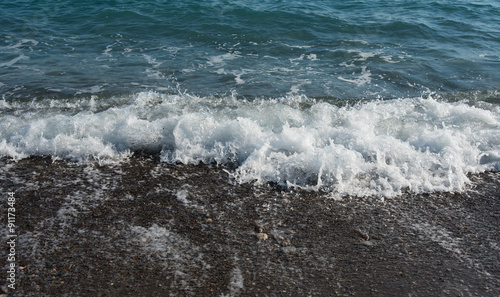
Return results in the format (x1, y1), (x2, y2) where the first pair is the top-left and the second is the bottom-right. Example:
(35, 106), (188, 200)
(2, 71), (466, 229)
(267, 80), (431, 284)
(257, 232), (268, 240)
(361, 240), (374, 247)
(280, 246), (297, 254)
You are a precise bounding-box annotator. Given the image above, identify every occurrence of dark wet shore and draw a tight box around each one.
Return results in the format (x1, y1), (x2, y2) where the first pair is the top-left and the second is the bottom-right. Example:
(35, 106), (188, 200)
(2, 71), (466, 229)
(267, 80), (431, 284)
(0, 156), (499, 296)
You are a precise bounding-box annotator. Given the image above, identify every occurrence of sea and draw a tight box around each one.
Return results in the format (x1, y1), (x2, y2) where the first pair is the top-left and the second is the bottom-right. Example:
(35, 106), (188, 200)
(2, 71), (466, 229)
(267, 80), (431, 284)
(1, 0), (499, 198)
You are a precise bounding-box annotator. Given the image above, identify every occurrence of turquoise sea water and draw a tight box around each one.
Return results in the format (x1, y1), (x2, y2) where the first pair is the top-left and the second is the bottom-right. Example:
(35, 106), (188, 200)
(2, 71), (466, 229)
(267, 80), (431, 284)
(1, 0), (499, 99)
(1, 0), (499, 197)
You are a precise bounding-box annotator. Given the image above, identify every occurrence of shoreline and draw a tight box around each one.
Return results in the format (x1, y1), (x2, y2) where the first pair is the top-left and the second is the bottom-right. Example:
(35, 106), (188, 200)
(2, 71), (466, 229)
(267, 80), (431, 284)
(1, 156), (499, 296)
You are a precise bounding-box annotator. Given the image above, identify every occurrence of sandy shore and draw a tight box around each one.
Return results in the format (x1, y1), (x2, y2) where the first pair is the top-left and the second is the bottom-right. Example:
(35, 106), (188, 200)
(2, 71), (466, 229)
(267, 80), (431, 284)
(1, 156), (499, 296)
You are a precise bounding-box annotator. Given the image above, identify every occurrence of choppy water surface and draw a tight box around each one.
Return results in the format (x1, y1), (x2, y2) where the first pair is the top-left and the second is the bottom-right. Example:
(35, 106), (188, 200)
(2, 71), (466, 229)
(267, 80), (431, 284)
(1, 0), (499, 197)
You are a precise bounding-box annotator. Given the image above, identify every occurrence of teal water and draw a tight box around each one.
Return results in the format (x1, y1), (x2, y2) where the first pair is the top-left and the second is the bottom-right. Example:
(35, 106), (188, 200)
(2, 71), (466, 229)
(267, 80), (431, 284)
(1, 0), (499, 100)
(1, 0), (499, 197)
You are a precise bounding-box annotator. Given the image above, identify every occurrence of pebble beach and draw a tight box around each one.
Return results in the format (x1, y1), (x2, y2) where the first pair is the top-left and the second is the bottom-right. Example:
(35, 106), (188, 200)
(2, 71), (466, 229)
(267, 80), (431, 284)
(1, 156), (498, 296)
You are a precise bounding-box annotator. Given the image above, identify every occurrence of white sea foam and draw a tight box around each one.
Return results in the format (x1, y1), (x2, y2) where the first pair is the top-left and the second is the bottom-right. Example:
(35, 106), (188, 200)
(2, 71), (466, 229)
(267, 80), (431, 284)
(380, 55), (401, 63)
(412, 222), (463, 255)
(222, 264), (244, 297)
(130, 224), (209, 293)
(290, 53), (318, 63)
(143, 54), (163, 68)
(1, 92), (499, 197)
(338, 66), (372, 86)
(0, 54), (29, 68)
(207, 53), (240, 66)
(5, 39), (39, 50)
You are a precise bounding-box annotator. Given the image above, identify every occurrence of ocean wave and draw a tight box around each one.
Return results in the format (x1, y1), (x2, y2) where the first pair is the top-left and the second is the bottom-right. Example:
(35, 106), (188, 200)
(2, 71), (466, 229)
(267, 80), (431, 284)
(1, 91), (499, 197)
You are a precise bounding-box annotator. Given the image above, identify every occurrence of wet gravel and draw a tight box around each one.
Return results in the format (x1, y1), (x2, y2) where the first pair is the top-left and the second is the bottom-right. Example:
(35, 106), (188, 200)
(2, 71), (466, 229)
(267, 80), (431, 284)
(0, 156), (499, 296)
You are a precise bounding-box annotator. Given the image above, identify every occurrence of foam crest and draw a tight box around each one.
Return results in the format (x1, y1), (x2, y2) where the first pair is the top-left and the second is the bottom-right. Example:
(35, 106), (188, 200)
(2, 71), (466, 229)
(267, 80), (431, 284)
(1, 92), (499, 197)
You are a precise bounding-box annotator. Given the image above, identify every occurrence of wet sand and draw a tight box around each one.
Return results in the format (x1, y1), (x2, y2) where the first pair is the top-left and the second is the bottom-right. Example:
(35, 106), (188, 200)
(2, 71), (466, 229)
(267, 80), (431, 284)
(0, 156), (499, 296)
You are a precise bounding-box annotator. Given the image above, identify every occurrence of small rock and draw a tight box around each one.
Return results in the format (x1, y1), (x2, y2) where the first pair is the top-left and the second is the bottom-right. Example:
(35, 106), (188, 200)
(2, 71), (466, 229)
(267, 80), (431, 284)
(361, 240), (374, 247)
(280, 246), (297, 254)
(256, 232), (268, 240)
